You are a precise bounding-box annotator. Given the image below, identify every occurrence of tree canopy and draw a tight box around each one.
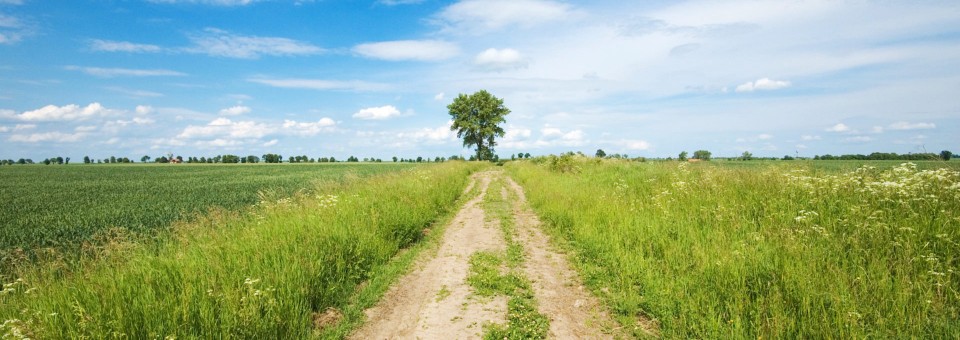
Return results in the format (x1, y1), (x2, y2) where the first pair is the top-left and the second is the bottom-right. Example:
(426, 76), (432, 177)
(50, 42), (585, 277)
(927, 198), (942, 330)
(447, 90), (510, 161)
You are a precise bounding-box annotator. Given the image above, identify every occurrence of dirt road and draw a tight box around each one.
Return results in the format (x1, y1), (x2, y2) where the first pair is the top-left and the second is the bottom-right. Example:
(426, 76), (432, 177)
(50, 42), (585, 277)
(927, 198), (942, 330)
(350, 170), (620, 339)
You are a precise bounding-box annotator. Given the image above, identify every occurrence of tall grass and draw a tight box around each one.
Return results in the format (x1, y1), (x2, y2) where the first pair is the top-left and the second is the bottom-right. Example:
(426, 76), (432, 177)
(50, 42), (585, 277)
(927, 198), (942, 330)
(507, 158), (959, 338)
(0, 163), (413, 272)
(0, 162), (481, 338)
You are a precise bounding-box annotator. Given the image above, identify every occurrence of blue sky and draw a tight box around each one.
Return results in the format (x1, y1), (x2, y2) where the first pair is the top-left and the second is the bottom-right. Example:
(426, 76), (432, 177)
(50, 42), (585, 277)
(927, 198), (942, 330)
(0, 0), (958, 160)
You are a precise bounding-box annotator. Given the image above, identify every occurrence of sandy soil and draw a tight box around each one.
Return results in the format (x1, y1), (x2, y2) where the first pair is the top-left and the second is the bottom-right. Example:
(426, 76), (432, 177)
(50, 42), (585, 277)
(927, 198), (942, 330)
(351, 171), (621, 339)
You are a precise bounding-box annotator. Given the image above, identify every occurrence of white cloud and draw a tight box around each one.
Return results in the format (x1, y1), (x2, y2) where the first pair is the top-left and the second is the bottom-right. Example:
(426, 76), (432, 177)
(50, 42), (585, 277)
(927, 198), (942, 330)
(135, 105), (155, 115)
(353, 105), (401, 120)
(9, 131), (86, 143)
(0, 126), (6, 132)
(396, 121), (455, 143)
(888, 121), (935, 130)
(826, 123), (850, 133)
(174, 116), (335, 145)
(800, 135), (821, 141)
(353, 40), (459, 62)
(872, 126), (885, 133)
(735, 78), (791, 92)
(178, 118), (273, 139)
(186, 28), (323, 59)
(474, 48), (527, 71)
(219, 105), (251, 116)
(434, 92), (445, 101)
(536, 126), (586, 147)
(13, 124), (34, 131)
(66, 66), (186, 77)
(75, 125), (97, 132)
(757, 133), (773, 140)
(89, 39), (162, 53)
(110, 117), (156, 127)
(248, 78), (390, 91)
(282, 118), (336, 136)
(434, 0), (573, 34)
(262, 139), (278, 147)
(13, 103), (116, 121)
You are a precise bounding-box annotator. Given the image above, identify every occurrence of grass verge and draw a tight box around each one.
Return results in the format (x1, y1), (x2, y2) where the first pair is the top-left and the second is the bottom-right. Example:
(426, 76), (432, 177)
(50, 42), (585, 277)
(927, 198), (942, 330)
(0, 162), (483, 338)
(507, 157), (960, 338)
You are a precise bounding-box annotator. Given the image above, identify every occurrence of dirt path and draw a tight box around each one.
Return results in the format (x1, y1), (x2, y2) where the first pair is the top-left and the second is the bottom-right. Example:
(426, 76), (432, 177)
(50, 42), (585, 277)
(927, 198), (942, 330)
(351, 171), (620, 339)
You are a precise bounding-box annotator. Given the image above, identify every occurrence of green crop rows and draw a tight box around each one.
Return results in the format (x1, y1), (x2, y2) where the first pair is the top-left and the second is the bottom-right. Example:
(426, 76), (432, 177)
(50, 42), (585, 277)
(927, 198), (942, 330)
(0, 163), (412, 267)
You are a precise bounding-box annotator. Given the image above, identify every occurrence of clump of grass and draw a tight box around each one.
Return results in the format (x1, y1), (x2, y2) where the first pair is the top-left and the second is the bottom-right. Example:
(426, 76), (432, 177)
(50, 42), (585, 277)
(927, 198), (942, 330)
(0, 162), (483, 338)
(508, 159), (960, 338)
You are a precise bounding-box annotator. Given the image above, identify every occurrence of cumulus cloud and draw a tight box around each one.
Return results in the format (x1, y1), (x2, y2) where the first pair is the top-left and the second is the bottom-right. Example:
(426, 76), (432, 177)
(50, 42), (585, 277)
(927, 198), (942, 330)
(0, 126), (7, 132)
(474, 48), (527, 71)
(826, 123), (850, 133)
(135, 105), (155, 115)
(248, 78), (390, 91)
(800, 135), (821, 141)
(735, 78), (791, 92)
(12, 103), (116, 121)
(282, 118), (336, 136)
(109, 117), (156, 127)
(537, 126), (585, 147)
(65, 66), (186, 77)
(888, 121), (935, 130)
(219, 105), (251, 116)
(353, 40), (459, 61)
(186, 28), (323, 59)
(178, 118), (273, 139)
(353, 105), (402, 120)
(262, 139), (278, 147)
(434, 92), (445, 101)
(89, 39), (162, 53)
(9, 131), (86, 143)
(176, 116), (336, 146)
(434, 0), (573, 34)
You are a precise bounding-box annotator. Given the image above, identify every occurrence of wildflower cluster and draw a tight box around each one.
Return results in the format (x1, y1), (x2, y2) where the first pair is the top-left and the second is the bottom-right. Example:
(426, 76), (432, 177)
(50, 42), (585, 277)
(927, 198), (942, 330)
(315, 194), (339, 209)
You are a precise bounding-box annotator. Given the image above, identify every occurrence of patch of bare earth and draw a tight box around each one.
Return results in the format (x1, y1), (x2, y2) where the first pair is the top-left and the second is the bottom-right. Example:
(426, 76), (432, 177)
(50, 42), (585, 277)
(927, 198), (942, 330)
(505, 176), (629, 339)
(350, 171), (507, 339)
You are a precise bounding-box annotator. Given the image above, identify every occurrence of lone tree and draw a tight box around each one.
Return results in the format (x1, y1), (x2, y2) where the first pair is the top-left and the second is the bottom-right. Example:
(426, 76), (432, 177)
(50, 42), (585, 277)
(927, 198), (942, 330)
(448, 90), (510, 161)
(595, 149), (606, 158)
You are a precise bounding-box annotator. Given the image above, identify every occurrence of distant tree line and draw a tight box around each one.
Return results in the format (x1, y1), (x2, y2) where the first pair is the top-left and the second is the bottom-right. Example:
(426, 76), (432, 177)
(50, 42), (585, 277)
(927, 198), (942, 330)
(814, 151), (952, 161)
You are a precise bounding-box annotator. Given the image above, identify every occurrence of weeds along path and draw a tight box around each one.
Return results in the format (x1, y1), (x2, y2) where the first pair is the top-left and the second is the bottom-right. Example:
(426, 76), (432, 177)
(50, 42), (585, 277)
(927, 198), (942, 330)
(350, 171), (507, 339)
(352, 170), (620, 339)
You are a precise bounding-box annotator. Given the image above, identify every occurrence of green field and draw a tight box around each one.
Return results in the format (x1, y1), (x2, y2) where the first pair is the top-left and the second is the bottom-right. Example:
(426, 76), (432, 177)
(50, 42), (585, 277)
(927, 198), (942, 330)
(508, 157), (960, 338)
(2, 158), (958, 338)
(0, 163), (413, 271)
(0, 162), (482, 338)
